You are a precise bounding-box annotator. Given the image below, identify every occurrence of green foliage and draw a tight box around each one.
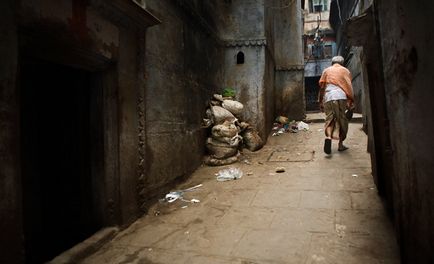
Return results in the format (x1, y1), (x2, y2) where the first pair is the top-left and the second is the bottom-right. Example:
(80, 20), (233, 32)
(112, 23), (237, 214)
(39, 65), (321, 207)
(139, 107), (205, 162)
(222, 87), (236, 97)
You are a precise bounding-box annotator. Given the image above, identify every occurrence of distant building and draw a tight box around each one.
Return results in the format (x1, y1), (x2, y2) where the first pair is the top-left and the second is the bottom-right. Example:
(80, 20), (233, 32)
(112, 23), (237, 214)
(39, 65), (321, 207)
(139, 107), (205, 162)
(303, 0), (337, 111)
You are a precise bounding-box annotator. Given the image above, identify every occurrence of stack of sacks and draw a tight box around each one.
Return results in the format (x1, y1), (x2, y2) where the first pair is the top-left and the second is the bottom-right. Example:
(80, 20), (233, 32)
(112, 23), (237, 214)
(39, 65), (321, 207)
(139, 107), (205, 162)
(203, 94), (263, 166)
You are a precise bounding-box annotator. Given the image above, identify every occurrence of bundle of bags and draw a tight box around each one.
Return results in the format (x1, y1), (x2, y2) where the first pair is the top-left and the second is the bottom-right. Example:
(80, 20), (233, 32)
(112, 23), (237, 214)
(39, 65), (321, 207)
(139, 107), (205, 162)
(202, 94), (263, 166)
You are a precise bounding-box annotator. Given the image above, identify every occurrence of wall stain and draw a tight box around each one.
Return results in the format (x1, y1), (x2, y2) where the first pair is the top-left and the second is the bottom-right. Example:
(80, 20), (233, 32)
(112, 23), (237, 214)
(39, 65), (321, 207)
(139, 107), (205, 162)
(393, 46), (418, 99)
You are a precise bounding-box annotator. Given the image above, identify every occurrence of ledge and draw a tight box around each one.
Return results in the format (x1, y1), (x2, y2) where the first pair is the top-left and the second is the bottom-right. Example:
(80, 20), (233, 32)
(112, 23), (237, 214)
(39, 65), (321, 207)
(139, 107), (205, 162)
(224, 38), (267, 47)
(91, 0), (161, 29)
(276, 65), (305, 71)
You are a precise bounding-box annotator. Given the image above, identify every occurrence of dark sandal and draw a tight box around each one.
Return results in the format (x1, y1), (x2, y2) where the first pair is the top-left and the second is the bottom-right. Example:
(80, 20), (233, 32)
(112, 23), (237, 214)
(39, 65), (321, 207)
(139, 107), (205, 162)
(324, 138), (332, 154)
(338, 146), (349, 152)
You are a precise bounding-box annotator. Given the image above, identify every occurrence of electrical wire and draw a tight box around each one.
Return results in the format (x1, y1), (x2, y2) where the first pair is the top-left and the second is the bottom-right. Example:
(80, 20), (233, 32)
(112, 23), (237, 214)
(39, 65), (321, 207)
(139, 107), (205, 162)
(336, 0), (343, 24)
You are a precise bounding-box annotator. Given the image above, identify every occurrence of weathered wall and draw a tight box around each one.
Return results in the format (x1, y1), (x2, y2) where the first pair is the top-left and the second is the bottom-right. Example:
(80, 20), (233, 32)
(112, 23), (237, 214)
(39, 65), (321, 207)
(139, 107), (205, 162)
(209, 0), (265, 40)
(17, 0), (149, 227)
(376, 0), (434, 262)
(223, 45), (269, 137)
(1, 0), (160, 261)
(332, 0), (434, 261)
(143, 0), (224, 200)
(19, 0), (120, 61)
(346, 47), (365, 113)
(263, 46), (276, 138)
(274, 0), (305, 120)
(275, 70), (305, 120)
(263, 1), (277, 136)
(273, 1), (303, 68)
(211, 0), (275, 139)
(0, 1), (23, 263)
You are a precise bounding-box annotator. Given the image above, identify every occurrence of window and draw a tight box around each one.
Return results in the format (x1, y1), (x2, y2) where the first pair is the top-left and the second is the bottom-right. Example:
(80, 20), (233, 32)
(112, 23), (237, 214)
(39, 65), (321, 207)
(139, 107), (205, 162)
(308, 0), (328, 13)
(236, 51), (245, 64)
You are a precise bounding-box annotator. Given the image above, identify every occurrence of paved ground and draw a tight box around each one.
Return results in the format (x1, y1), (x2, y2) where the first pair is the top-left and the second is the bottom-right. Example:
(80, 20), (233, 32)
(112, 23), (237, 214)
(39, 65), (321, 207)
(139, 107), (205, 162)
(82, 116), (400, 264)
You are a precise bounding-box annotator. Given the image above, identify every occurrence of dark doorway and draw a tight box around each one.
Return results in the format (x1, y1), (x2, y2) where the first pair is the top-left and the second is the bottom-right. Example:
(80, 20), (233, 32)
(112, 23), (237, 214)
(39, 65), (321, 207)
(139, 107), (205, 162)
(20, 58), (103, 263)
(305, 76), (320, 111)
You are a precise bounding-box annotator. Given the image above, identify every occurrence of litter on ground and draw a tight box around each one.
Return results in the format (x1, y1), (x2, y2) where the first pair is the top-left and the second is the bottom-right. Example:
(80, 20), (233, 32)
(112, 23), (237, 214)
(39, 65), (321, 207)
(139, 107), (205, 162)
(271, 118), (310, 136)
(216, 167), (243, 181)
(160, 184), (203, 203)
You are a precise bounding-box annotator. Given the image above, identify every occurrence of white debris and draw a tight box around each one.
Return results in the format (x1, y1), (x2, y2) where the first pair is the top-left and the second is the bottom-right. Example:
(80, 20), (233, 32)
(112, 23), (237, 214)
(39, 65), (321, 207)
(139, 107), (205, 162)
(297, 121), (310, 131)
(161, 184), (203, 203)
(165, 192), (183, 203)
(216, 167), (243, 181)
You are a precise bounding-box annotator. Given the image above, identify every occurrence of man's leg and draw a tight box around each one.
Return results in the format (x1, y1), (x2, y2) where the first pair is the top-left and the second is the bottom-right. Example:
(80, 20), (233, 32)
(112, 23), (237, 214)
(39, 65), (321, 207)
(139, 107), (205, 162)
(325, 124), (333, 138)
(338, 100), (349, 151)
(338, 139), (348, 151)
(323, 101), (333, 154)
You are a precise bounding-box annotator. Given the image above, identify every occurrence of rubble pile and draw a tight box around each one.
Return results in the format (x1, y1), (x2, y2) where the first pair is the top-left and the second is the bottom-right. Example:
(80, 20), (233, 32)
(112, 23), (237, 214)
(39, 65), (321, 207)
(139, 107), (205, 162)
(202, 94), (263, 166)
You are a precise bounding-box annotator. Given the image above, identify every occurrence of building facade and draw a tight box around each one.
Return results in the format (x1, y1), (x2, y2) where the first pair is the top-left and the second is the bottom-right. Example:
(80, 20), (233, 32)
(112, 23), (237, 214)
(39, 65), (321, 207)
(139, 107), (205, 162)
(303, 0), (337, 111)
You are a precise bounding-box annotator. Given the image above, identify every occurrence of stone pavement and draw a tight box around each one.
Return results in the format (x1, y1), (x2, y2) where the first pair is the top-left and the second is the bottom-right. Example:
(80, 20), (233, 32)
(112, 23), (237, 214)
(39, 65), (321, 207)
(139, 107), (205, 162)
(82, 116), (400, 264)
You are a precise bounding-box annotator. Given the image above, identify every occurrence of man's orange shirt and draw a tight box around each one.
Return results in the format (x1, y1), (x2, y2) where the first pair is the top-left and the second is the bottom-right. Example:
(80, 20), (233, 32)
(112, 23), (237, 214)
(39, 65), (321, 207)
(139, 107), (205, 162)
(319, 64), (354, 102)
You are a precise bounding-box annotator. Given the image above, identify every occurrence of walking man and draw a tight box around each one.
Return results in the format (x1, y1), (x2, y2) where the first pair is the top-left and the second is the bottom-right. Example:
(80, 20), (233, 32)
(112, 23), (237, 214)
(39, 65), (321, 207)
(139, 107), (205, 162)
(318, 56), (354, 154)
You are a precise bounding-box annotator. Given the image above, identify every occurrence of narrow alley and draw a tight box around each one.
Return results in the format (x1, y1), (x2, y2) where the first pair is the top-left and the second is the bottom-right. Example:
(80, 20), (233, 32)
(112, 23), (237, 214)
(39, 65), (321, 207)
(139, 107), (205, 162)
(80, 117), (399, 264)
(2, 0), (434, 263)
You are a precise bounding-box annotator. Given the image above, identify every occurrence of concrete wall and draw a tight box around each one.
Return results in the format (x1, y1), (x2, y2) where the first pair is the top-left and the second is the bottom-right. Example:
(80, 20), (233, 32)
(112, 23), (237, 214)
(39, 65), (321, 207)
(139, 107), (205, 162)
(346, 47), (365, 113)
(223, 45), (269, 137)
(275, 70), (305, 120)
(209, 0), (265, 40)
(273, 1), (303, 68)
(274, 0), (305, 120)
(376, 0), (434, 262)
(143, 0), (224, 201)
(17, 0), (151, 227)
(1, 0), (306, 261)
(19, 0), (120, 61)
(331, 0), (434, 262)
(0, 1), (22, 263)
(0, 0), (160, 261)
(211, 0), (276, 139)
